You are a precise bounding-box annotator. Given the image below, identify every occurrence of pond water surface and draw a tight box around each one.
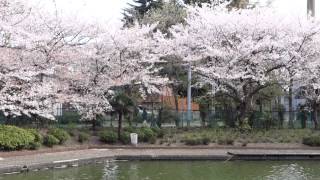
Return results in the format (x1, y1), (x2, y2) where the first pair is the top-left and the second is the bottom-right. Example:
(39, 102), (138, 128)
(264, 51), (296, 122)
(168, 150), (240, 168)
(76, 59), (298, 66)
(1, 161), (320, 180)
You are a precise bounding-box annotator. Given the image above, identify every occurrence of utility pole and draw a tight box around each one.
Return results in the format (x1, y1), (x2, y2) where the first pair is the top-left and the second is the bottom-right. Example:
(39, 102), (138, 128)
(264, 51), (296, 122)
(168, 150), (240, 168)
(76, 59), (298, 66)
(187, 63), (192, 127)
(307, 0), (315, 17)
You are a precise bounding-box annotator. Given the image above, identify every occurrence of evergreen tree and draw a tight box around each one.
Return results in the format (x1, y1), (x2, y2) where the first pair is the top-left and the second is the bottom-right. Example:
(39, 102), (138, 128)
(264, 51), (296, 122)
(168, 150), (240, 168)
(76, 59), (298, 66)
(183, 0), (250, 9)
(123, 0), (163, 26)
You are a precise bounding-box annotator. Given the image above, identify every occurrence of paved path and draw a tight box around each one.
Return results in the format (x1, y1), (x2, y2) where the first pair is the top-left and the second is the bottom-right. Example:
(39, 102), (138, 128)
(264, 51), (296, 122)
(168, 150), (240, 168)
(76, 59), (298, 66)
(1, 148), (320, 174)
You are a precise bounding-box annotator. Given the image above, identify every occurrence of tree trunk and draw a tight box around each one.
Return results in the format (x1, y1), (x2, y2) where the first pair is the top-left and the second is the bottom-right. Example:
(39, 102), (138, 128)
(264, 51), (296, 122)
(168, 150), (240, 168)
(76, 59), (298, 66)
(238, 101), (248, 125)
(288, 78), (294, 128)
(118, 112), (123, 141)
(92, 119), (97, 131)
(313, 102), (318, 129)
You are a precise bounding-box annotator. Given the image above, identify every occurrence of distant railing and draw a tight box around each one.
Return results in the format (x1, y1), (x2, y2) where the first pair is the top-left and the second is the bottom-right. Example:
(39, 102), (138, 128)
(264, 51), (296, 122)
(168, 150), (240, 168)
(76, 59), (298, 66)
(0, 108), (318, 129)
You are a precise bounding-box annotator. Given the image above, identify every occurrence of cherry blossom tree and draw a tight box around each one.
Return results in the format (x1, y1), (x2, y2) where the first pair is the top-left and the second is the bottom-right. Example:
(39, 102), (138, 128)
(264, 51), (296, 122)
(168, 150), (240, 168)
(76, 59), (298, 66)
(1, 0), (167, 128)
(65, 24), (167, 130)
(0, 0), (96, 121)
(158, 5), (320, 125)
(298, 58), (320, 128)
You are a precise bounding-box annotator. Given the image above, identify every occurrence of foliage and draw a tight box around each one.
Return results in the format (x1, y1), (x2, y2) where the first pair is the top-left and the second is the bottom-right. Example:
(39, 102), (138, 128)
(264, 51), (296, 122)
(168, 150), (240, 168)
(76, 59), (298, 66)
(183, 134), (210, 145)
(302, 136), (320, 147)
(123, 0), (164, 26)
(217, 137), (234, 145)
(63, 123), (78, 137)
(43, 135), (60, 147)
(110, 92), (137, 139)
(238, 118), (252, 132)
(78, 132), (90, 143)
(138, 127), (156, 142)
(0, 125), (35, 150)
(27, 129), (43, 143)
(28, 142), (41, 150)
(99, 131), (118, 144)
(141, 0), (187, 34)
(120, 132), (131, 145)
(164, 128), (315, 145)
(48, 128), (70, 145)
(152, 127), (165, 138)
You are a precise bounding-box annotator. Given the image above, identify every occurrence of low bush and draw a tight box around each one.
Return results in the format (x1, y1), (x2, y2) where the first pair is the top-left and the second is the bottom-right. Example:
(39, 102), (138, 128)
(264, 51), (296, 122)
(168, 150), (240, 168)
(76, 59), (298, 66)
(152, 127), (165, 138)
(149, 135), (157, 144)
(120, 132), (131, 145)
(138, 127), (156, 142)
(183, 135), (210, 146)
(99, 131), (117, 144)
(217, 137), (234, 145)
(78, 132), (90, 143)
(48, 128), (70, 144)
(0, 125), (35, 150)
(27, 129), (43, 143)
(28, 142), (41, 150)
(64, 123), (77, 137)
(202, 136), (211, 145)
(43, 135), (60, 147)
(123, 126), (135, 133)
(184, 135), (203, 146)
(302, 136), (320, 146)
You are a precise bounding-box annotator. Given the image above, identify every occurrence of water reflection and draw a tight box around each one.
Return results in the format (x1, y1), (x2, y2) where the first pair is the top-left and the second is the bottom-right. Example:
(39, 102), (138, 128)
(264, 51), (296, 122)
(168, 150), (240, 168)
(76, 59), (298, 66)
(266, 163), (311, 180)
(2, 161), (320, 180)
(103, 161), (118, 180)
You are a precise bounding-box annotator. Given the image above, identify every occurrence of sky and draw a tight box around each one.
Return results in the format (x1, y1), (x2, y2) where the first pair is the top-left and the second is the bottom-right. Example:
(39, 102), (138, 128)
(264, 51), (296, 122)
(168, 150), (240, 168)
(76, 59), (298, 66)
(31, 0), (320, 27)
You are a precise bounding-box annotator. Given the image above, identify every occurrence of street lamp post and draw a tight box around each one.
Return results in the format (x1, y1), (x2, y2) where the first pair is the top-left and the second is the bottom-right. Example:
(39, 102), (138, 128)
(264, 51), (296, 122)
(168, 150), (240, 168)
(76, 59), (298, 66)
(308, 0), (315, 17)
(187, 62), (192, 127)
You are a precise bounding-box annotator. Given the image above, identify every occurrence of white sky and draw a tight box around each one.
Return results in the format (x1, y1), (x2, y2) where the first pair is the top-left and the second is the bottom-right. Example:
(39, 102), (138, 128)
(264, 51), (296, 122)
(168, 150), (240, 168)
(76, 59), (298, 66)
(30, 0), (320, 27)
(31, 0), (133, 28)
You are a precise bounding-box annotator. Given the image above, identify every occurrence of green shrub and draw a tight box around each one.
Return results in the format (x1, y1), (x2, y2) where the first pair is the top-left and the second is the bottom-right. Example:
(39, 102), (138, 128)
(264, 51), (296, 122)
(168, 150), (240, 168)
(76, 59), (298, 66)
(152, 127), (165, 138)
(120, 132), (131, 145)
(0, 125), (35, 150)
(149, 136), (157, 144)
(78, 132), (90, 143)
(183, 133), (211, 146)
(202, 136), (211, 145)
(27, 129), (43, 143)
(217, 137), (234, 145)
(28, 142), (41, 150)
(184, 136), (203, 146)
(302, 136), (320, 146)
(43, 135), (59, 147)
(124, 126), (135, 133)
(48, 128), (70, 144)
(64, 123), (77, 137)
(138, 127), (155, 142)
(99, 131), (117, 144)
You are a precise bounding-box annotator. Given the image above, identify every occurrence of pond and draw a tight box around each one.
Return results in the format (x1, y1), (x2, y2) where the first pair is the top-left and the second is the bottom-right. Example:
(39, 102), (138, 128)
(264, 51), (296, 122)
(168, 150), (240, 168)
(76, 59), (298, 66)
(1, 161), (320, 180)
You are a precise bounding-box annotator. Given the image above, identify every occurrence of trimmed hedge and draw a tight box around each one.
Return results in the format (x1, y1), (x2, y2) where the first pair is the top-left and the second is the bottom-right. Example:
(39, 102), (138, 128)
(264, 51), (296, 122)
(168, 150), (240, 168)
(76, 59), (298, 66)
(0, 125), (35, 150)
(48, 128), (70, 144)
